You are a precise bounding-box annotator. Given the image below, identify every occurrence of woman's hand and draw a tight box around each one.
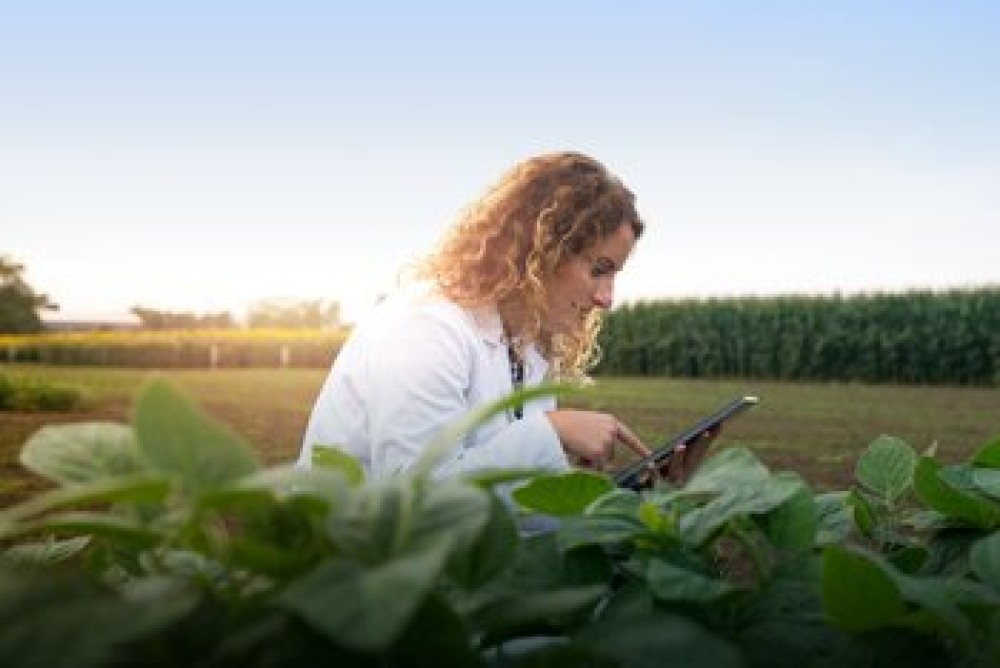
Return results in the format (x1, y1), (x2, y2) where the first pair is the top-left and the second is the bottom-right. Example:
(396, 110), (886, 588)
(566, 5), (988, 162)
(657, 426), (720, 485)
(546, 409), (651, 468)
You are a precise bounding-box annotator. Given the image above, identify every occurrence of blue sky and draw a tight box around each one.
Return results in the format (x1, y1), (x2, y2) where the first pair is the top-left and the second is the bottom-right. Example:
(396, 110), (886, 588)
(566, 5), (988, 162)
(3, 1), (998, 322)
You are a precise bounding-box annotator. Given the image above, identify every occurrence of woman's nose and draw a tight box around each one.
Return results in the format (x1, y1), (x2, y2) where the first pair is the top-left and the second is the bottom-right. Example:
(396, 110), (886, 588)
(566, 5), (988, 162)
(593, 280), (614, 309)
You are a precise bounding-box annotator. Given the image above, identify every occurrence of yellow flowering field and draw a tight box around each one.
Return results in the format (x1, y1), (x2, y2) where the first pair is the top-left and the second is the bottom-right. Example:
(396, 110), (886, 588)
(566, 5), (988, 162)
(0, 328), (349, 367)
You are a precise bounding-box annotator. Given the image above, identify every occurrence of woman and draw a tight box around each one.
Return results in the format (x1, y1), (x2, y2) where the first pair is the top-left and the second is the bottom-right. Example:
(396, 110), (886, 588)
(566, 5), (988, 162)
(299, 151), (671, 480)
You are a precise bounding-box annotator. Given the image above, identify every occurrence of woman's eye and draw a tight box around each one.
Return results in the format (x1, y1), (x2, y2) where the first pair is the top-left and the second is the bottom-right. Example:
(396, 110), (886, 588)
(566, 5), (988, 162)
(591, 264), (611, 278)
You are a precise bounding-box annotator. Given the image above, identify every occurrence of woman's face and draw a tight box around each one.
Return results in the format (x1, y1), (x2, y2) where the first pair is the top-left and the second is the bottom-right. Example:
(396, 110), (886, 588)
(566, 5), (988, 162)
(544, 223), (637, 334)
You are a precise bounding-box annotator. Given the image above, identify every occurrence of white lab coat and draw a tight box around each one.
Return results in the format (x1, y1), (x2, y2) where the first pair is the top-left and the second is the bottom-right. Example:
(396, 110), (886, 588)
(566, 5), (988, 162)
(298, 282), (570, 479)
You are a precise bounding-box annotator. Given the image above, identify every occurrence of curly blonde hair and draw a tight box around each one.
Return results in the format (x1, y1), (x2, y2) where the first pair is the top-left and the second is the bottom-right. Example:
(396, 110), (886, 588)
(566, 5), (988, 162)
(415, 151), (644, 381)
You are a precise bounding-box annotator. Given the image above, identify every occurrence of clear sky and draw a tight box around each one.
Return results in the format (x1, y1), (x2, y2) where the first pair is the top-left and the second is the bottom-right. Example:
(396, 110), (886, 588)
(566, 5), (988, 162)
(3, 0), (998, 324)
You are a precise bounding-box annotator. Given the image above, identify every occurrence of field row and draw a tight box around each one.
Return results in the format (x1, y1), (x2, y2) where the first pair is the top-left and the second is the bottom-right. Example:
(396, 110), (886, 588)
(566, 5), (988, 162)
(2, 364), (999, 505)
(0, 328), (347, 368)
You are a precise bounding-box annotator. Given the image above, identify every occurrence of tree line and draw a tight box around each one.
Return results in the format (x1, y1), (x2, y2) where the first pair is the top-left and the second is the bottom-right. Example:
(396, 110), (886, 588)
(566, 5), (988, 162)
(0, 255), (57, 333)
(0, 253), (340, 332)
(129, 300), (340, 330)
(595, 286), (1000, 386)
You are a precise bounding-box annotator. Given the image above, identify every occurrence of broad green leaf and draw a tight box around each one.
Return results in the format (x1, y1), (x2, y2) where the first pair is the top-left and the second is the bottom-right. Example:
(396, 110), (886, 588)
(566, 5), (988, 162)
(681, 472), (805, 546)
(226, 534), (323, 579)
(588, 488), (643, 516)
(821, 545), (906, 632)
(969, 531), (1000, 587)
(411, 481), (515, 586)
(388, 594), (485, 667)
(327, 478), (418, 560)
(972, 434), (1000, 468)
(638, 500), (676, 536)
(971, 468), (1000, 500)
(856, 435), (916, 503)
(556, 514), (647, 552)
(894, 574), (973, 642)
(684, 446), (772, 493)
(456, 494), (519, 587)
(311, 445), (364, 485)
(578, 611), (743, 668)
(885, 544), (928, 574)
(461, 467), (550, 489)
(913, 457), (1000, 529)
(759, 475), (817, 550)
(0, 474), (171, 527)
(411, 481), (492, 550)
(846, 489), (878, 538)
(134, 377), (260, 492)
(209, 464), (352, 508)
(19, 422), (144, 485)
(277, 538), (452, 652)
(735, 565), (838, 668)
(814, 491), (855, 545)
(475, 584), (606, 644)
(644, 557), (735, 602)
(0, 565), (198, 668)
(3, 536), (90, 565)
(511, 471), (614, 517)
(2, 512), (163, 549)
(469, 531), (608, 606)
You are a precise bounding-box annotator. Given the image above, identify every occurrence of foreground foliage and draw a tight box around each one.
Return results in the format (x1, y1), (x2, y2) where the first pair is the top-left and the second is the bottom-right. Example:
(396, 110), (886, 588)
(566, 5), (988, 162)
(2, 379), (1000, 667)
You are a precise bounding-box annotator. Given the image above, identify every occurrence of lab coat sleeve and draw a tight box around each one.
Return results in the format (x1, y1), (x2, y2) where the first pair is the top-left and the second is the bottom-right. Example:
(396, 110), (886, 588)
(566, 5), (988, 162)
(433, 406), (570, 478)
(366, 310), (569, 478)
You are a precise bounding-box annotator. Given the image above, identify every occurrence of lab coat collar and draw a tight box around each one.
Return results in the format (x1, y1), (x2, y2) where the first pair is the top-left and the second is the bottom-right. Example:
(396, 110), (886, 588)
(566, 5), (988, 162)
(470, 306), (548, 379)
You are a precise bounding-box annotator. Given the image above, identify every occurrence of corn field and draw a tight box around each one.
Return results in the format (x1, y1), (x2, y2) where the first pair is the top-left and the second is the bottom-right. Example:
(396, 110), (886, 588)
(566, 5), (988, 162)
(596, 286), (1000, 385)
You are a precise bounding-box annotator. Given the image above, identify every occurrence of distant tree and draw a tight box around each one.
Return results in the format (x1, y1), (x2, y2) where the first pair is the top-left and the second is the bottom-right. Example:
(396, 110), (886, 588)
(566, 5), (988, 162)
(247, 299), (341, 329)
(130, 306), (235, 330)
(0, 255), (58, 333)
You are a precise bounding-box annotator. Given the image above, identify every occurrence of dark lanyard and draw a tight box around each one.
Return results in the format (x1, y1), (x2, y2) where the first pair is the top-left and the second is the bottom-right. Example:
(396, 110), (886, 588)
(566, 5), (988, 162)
(507, 342), (525, 420)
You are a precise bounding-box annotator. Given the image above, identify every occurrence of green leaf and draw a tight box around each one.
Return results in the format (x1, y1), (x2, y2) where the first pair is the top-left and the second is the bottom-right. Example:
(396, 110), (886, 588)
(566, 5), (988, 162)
(644, 557), (735, 602)
(388, 594), (484, 667)
(972, 434), (1000, 468)
(0, 474), (171, 528)
(475, 584), (606, 644)
(208, 464), (352, 508)
(821, 545), (906, 632)
(2, 512), (163, 549)
(814, 491), (855, 545)
(411, 482), (515, 587)
(913, 457), (1000, 529)
(971, 468), (1000, 500)
(578, 611), (743, 668)
(3, 536), (91, 566)
(556, 515), (647, 552)
(0, 565), (198, 668)
(759, 476), (817, 550)
(511, 471), (614, 517)
(846, 489), (878, 538)
(328, 478), (417, 560)
(19, 422), (145, 485)
(277, 538), (453, 652)
(134, 377), (260, 492)
(969, 531), (1000, 587)
(681, 472), (805, 546)
(893, 573), (974, 642)
(311, 446), (364, 485)
(684, 446), (772, 493)
(855, 435), (916, 503)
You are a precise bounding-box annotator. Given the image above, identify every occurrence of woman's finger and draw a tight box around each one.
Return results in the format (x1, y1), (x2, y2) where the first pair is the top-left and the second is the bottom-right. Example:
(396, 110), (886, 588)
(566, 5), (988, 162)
(613, 421), (652, 459)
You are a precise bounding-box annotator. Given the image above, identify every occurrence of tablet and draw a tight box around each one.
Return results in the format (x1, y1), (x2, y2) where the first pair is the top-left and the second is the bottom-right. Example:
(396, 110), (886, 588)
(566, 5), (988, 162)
(614, 395), (759, 491)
